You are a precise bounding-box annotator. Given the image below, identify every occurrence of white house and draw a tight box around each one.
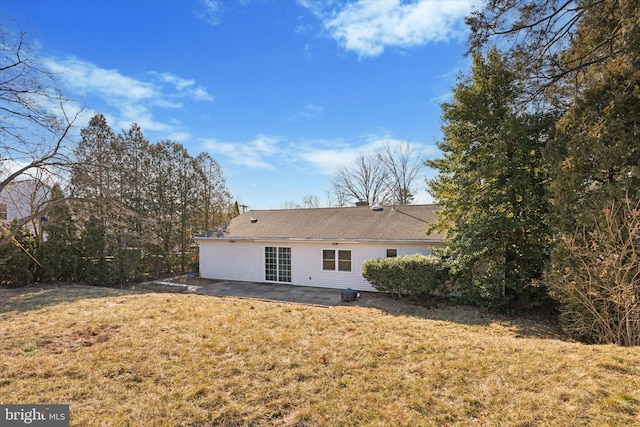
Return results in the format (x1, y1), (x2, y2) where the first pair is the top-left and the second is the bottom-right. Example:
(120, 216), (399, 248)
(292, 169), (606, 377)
(196, 204), (445, 292)
(0, 179), (50, 236)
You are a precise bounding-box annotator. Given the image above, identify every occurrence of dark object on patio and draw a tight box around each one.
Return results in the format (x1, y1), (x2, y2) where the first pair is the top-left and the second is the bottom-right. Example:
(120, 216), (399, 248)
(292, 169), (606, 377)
(341, 288), (358, 302)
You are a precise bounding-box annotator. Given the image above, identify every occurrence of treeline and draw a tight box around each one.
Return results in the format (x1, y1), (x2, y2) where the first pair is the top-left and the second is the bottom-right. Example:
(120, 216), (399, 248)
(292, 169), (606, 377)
(1, 113), (235, 287)
(424, 0), (640, 345)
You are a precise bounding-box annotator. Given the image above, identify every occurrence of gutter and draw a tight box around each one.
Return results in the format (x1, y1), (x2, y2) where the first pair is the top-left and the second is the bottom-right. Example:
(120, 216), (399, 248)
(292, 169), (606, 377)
(195, 237), (444, 244)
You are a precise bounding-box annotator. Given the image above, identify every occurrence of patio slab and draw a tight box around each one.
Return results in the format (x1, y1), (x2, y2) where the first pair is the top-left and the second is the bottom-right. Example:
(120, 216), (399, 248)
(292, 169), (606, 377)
(195, 280), (344, 306)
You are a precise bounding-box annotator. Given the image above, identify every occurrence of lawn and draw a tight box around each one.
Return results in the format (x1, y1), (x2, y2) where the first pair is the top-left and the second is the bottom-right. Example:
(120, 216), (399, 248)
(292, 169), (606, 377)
(1, 284), (640, 426)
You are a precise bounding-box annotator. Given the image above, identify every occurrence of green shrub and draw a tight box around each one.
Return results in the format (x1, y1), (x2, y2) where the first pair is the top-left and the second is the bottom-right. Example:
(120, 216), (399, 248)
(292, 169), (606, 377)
(361, 254), (450, 298)
(0, 225), (36, 288)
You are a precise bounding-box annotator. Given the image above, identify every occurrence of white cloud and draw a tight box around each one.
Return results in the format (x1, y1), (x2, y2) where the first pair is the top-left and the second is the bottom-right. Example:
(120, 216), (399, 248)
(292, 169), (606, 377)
(294, 133), (436, 205)
(203, 135), (280, 170)
(42, 56), (214, 139)
(298, 135), (388, 173)
(154, 72), (196, 90)
(284, 103), (324, 121)
(150, 72), (215, 101)
(195, 0), (224, 26)
(298, 133), (437, 174)
(191, 86), (215, 102)
(300, 146), (356, 172)
(44, 57), (215, 106)
(44, 57), (157, 100)
(299, 0), (478, 58)
(194, 0), (258, 26)
(167, 131), (192, 143)
(302, 43), (313, 58)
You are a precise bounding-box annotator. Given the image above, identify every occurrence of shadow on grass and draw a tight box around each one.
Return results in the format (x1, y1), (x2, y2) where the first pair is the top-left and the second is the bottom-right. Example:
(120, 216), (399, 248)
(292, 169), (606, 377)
(0, 283), (151, 315)
(350, 292), (569, 342)
(1, 282), (569, 342)
(172, 277), (569, 342)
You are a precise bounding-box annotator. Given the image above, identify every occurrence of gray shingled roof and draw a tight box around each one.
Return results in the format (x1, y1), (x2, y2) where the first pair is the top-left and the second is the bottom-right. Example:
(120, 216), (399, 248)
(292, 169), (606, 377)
(198, 204), (444, 242)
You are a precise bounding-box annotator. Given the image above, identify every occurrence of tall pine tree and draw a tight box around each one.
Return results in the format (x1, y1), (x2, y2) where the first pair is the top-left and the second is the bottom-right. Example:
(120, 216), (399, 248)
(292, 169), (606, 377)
(38, 183), (80, 282)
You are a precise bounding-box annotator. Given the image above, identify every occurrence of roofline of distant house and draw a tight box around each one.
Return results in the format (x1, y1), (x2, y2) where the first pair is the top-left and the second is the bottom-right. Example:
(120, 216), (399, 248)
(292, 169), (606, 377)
(239, 204), (437, 214)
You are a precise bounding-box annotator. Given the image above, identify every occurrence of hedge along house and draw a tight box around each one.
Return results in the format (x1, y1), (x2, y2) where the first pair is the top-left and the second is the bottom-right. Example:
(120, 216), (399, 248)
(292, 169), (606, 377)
(196, 204), (445, 292)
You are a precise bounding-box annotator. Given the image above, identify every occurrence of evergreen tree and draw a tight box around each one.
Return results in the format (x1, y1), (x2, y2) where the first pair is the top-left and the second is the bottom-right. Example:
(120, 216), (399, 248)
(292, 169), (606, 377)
(146, 141), (179, 274)
(0, 221), (36, 287)
(466, 0), (640, 339)
(70, 113), (233, 282)
(544, 11), (640, 343)
(174, 143), (199, 272)
(547, 66), (640, 234)
(78, 216), (113, 286)
(38, 183), (80, 282)
(72, 114), (118, 201)
(112, 124), (152, 281)
(427, 49), (555, 310)
(195, 153), (232, 232)
(71, 114), (121, 284)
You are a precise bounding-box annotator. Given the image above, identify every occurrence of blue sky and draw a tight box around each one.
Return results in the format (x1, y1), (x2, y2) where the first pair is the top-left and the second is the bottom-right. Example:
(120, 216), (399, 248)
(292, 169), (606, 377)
(3, 0), (479, 209)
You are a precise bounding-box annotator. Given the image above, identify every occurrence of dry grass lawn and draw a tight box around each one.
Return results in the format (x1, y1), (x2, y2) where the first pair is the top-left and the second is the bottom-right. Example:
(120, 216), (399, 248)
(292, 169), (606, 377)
(1, 284), (640, 426)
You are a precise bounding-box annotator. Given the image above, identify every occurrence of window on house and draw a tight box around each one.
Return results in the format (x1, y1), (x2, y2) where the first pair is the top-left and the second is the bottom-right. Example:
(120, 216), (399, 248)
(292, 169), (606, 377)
(323, 249), (351, 272)
(322, 249), (335, 271)
(338, 250), (351, 271)
(386, 248), (398, 258)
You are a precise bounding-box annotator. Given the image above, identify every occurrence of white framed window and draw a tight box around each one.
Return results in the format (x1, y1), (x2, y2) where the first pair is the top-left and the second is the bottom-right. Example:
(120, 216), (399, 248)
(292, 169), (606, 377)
(386, 248), (398, 258)
(322, 249), (351, 272)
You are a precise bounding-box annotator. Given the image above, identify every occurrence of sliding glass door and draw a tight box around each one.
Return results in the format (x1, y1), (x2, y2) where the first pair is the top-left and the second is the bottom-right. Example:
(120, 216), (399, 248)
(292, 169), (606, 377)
(265, 247), (291, 283)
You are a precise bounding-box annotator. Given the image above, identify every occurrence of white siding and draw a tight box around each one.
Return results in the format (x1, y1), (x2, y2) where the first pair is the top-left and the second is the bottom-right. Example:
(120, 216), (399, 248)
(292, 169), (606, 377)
(198, 239), (443, 292)
(288, 241), (439, 291)
(0, 179), (49, 233)
(199, 240), (265, 283)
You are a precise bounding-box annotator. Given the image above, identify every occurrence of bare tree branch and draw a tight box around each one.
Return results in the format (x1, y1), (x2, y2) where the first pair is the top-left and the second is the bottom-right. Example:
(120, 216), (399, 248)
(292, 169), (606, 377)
(332, 154), (393, 206)
(379, 141), (423, 205)
(0, 22), (81, 241)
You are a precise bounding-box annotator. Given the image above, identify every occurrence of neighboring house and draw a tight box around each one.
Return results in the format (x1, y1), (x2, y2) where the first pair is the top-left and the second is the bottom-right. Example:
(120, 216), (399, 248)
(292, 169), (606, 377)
(0, 179), (50, 233)
(196, 204), (445, 292)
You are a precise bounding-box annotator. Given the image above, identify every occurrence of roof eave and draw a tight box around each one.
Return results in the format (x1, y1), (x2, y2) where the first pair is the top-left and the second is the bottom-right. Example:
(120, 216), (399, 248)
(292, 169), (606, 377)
(196, 236), (444, 244)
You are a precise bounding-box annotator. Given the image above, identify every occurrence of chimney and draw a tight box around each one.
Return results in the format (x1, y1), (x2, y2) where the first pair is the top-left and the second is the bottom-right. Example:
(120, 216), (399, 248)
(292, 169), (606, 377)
(355, 200), (369, 207)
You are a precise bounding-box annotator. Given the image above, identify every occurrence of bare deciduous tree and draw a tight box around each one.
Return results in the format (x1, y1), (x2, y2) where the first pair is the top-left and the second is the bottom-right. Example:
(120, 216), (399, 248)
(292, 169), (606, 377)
(330, 141), (423, 206)
(324, 189), (350, 208)
(379, 141), (422, 205)
(0, 23), (80, 242)
(548, 198), (640, 346)
(332, 153), (392, 206)
(282, 195), (320, 209)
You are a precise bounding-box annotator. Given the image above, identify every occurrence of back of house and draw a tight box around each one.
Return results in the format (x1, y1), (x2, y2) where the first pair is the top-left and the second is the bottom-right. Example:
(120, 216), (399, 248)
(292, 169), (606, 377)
(196, 204), (444, 292)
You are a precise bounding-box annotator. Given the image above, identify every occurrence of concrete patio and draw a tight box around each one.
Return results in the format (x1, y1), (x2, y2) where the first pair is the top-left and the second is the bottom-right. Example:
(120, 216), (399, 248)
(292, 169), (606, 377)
(197, 281), (344, 306)
(141, 277), (347, 306)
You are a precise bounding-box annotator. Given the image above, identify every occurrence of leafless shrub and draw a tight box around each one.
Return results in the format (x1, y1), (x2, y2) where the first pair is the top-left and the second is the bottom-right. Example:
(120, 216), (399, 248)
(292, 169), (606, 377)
(548, 198), (640, 346)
